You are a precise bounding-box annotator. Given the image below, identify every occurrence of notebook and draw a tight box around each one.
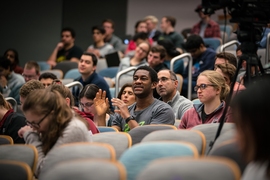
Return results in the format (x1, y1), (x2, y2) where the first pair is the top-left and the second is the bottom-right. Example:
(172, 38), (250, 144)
(105, 51), (120, 67)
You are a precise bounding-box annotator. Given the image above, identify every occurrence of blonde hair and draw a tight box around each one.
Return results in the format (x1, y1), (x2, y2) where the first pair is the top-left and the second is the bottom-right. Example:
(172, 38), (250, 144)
(144, 15), (159, 24)
(199, 70), (230, 101)
(0, 93), (12, 110)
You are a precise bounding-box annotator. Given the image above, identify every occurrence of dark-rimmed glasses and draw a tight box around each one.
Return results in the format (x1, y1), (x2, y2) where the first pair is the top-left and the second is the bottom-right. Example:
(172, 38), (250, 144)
(79, 102), (94, 108)
(25, 110), (52, 129)
(194, 84), (215, 92)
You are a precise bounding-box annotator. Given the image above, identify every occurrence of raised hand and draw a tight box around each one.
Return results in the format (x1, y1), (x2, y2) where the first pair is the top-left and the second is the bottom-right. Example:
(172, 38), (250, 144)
(111, 98), (130, 119)
(94, 89), (109, 116)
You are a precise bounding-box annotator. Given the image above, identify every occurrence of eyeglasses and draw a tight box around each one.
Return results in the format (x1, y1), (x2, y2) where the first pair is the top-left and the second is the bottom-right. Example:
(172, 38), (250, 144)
(194, 84), (215, 91)
(158, 77), (176, 83)
(25, 110), (52, 129)
(79, 102), (94, 108)
(138, 46), (148, 54)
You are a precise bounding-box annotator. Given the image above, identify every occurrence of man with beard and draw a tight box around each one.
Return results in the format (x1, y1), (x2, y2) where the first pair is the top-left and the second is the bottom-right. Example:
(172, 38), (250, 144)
(111, 66), (175, 132)
(47, 27), (83, 67)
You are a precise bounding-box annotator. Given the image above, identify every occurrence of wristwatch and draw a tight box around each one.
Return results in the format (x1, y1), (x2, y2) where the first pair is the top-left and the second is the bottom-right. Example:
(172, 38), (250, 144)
(125, 116), (135, 124)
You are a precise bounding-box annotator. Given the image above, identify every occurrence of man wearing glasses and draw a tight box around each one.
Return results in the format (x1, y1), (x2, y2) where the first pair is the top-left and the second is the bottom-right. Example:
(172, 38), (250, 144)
(0, 57), (25, 98)
(157, 69), (193, 120)
(181, 34), (216, 98)
(8, 61), (40, 104)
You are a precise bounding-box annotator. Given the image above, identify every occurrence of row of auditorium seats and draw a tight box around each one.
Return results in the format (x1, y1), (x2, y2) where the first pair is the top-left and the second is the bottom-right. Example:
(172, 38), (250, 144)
(0, 123), (248, 180)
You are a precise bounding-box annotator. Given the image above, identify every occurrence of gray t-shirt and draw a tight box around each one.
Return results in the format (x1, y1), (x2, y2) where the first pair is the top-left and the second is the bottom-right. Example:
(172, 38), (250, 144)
(112, 99), (175, 132)
(87, 43), (114, 58)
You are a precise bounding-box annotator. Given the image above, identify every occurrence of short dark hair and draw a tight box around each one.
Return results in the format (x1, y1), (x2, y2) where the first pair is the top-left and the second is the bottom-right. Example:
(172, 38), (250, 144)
(215, 52), (238, 68)
(133, 66), (158, 83)
(0, 56), (12, 71)
(164, 16), (176, 27)
(82, 52), (98, 66)
(236, 44), (242, 52)
(39, 72), (57, 81)
(92, 25), (106, 35)
(133, 32), (148, 41)
(184, 34), (205, 50)
(102, 19), (115, 29)
(61, 27), (76, 38)
(150, 45), (167, 59)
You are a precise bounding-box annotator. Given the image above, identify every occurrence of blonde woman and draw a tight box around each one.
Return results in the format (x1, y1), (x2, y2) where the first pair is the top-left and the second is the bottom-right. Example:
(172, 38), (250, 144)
(179, 70), (233, 129)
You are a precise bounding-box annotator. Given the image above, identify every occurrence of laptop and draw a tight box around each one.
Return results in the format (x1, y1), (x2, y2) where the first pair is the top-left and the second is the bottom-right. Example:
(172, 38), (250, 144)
(105, 51), (120, 67)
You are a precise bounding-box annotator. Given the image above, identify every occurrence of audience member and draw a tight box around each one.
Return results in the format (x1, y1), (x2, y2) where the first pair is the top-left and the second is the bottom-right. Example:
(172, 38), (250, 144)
(0, 93), (26, 143)
(117, 83), (136, 106)
(9, 61), (40, 104)
(191, 4), (221, 38)
(214, 52), (237, 68)
(87, 25), (114, 58)
(125, 20), (152, 55)
(157, 39), (184, 75)
(47, 27), (83, 67)
(0, 56), (25, 97)
(72, 52), (112, 109)
(159, 16), (184, 50)
(39, 72), (57, 87)
(3, 48), (23, 74)
(18, 88), (92, 177)
(179, 70), (232, 129)
(147, 45), (169, 72)
(48, 83), (99, 134)
(102, 19), (123, 52)
(110, 66), (175, 132)
(19, 80), (45, 106)
(157, 69), (193, 119)
(231, 78), (270, 180)
(181, 35), (216, 97)
(79, 84), (112, 126)
(259, 23), (270, 48)
(144, 15), (161, 41)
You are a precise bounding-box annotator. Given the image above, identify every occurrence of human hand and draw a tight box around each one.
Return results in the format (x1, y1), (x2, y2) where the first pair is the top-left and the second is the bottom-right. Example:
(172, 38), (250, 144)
(111, 98), (130, 119)
(0, 76), (7, 88)
(47, 61), (57, 67)
(18, 125), (33, 138)
(56, 42), (64, 50)
(94, 89), (109, 116)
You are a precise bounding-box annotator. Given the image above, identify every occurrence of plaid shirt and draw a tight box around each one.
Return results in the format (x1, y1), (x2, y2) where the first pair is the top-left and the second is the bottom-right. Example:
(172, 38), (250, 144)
(191, 19), (221, 38)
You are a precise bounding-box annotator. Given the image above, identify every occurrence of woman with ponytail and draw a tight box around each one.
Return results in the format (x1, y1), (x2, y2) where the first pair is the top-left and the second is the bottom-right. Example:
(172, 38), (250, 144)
(18, 88), (92, 177)
(179, 70), (233, 129)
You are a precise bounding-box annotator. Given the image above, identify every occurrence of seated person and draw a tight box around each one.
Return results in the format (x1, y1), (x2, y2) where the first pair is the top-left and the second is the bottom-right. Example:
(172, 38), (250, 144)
(214, 51), (237, 68)
(110, 66), (175, 132)
(0, 56), (25, 97)
(191, 4), (221, 38)
(117, 83), (136, 106)
(39, 72), (57, 87)
(3, 48), (23, 74)
(147, 45), (169, 72)
(0, 93), (26, 143)
(157, 39), (184, 75)
(179, 70), (233, 129)
(181, 35), (216, 98)
(47, 27), (83, 67)
(87, 25), (114, 58)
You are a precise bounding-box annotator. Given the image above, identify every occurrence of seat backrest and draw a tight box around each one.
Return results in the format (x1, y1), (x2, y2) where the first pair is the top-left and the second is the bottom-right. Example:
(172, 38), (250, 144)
(209, 139), (247, 174)
(141, 129), (206, 155)
(98, 67), (119, 78)
(0, 144), (38, 173)
(52, 61), (78, 76)
(92, 132), (132, 159)
(119, 141), (198, 180)
(128, 125), (177, 145)
(64, 68), (80, 79)
(40, 69), (64, 79)
(97, 126), (119, 133)
(137, 156), (241, 180)
(203, 38), (221, 51)
(220, 24), (233, 38)
(39, 142), (116, 178)
(5, 97), (18, 112)
(0, 160), (32, 180)
(191, 123), (236, 154)
(40, 159), (126, 180)
(0, 135), (14, 145)
(176, 73), (183, 93)
(37, 61), (51, 71)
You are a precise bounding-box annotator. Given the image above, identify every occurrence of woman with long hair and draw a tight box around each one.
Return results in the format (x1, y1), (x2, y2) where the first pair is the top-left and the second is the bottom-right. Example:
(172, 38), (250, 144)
(117, 83), (136, 106)
(179, 70), (232, 129)
(18, 88), (92, 177)
(0, 93), (26, 143)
